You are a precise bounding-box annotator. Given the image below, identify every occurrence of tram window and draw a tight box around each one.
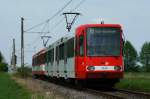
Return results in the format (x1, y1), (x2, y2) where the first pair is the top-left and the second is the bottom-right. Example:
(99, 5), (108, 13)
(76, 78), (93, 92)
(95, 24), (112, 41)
(35, 57), (37, 65)
(75, 36), (78, 56)
(67, 38), (74, 58)
(47, 50), (53, 63)
(59, 43), (64, 60)
(37, 56), (39, 64)
(43, 53), (46, 63)
(32, 58), (34, 66)
(55, 47), (57, 61)
(56, 46), (59, 64)
(51, 49), (54, 64)
(64, 43), (67, 63)
(48, 50), (51, 62)
(79, 35), (84, 56)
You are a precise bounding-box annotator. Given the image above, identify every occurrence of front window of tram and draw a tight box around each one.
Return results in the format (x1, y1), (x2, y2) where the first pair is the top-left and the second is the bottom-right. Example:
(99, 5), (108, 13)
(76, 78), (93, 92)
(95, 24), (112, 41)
(86, 27), (121, 56)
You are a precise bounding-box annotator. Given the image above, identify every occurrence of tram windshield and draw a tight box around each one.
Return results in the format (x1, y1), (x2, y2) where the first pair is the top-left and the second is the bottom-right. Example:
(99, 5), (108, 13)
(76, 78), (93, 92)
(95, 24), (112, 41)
(86, 27), (121, 56)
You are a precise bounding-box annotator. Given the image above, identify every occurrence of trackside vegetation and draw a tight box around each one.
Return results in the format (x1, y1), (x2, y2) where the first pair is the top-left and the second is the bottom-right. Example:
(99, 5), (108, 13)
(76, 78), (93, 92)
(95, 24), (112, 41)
(0, 51), (8, 72)
(116, 72), (150, 92)
(14, 67), (32, 78)
(119, 41), (150, 92)
(0, 72), (31, 99)
(123, 41), (150, 72)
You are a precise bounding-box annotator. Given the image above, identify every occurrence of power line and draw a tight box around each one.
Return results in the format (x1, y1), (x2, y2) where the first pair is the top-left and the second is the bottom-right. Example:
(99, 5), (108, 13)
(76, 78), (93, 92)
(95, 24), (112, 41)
(22, 0), (86, 66)
(29, 21), (50, 45)
(27, 18), (64, 48)
(25, 0), (73, 32)
(25, 32), (50, 34)
(25, 0), (74, 48)
(50, 18), (64, 32)
(49, 0), (86, 33)
(30, 0), (86, 48)
(50, 0), (86, 31)
(71, 0), (86, 12)
(42, 0), (86, 35)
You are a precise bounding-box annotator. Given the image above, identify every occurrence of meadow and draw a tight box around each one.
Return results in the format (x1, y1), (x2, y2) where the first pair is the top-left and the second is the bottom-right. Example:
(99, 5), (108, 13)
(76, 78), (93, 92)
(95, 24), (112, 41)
(0, 71), (150, 99)
(116, 72), (150, 92)
(0, 72), (31, 99)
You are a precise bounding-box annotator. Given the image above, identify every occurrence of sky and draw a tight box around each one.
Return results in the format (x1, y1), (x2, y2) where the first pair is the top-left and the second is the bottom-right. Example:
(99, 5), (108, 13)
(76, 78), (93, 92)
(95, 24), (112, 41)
(0, 0), (150, 66)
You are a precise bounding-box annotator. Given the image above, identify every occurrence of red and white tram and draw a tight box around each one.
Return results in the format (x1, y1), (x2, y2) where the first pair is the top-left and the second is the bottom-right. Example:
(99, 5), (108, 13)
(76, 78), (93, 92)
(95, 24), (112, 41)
(32, 23), (124, 86)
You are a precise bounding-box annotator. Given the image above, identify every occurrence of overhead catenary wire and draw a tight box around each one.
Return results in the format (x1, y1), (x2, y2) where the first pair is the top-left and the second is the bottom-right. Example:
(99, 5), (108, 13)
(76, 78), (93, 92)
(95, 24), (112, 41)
(71, 0), (86, 12)
(29, 21), (50, 45)
(28, 18), (65, 49)
(30, 0), (86, 48)
(25, 0), (74, 48)
(25, 0), (73, 32)
(43, 0), (86, 34)
(58, 0), (86, 27)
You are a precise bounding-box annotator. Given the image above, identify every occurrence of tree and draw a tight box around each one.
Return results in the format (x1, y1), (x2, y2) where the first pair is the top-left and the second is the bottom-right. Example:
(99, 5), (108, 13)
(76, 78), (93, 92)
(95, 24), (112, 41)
(140, 42), (150, 72)
(0, 51), (8, 72)
(0, 52), (3, 63)
(0, 63), (8, 72)
(123, 40), (138, 71)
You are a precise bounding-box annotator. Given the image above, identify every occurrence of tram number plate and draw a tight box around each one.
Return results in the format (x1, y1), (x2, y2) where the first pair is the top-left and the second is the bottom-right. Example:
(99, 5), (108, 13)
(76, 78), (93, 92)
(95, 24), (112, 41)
(101, 66), (108, 70)
(95, 66), (114, 70)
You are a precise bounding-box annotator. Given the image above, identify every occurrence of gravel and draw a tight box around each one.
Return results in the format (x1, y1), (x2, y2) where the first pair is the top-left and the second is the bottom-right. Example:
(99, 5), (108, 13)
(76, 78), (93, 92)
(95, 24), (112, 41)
(13, 77), (104, 99)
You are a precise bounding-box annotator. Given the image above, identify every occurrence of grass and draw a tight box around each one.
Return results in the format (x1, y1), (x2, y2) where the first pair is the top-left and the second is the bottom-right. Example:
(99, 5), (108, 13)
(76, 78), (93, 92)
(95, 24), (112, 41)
(13, 76), (67, 99)
(116, 72), (150, 92)
(0, 72), (31, 99)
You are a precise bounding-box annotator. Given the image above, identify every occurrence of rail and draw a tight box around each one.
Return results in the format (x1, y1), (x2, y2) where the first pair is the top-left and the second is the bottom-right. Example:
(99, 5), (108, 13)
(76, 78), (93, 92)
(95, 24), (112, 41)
(33, 77), (150, 99)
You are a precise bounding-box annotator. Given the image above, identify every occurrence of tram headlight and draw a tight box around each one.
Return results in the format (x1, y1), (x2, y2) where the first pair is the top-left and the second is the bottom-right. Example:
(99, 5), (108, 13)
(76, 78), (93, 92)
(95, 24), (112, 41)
(114, 66), (121, 71)
(87, 66), (95, 71)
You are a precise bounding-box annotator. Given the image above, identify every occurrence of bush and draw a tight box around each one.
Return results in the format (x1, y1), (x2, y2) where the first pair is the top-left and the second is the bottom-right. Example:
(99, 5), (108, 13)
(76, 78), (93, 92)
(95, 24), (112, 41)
(14, 67), (32, 78)
(0, 63), (8, 72)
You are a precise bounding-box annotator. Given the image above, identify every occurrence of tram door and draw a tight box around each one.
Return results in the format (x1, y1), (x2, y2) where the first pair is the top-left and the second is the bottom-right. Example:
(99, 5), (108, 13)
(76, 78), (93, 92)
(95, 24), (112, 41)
(76, 32), (85, 78)
(64, 43), (67, 78)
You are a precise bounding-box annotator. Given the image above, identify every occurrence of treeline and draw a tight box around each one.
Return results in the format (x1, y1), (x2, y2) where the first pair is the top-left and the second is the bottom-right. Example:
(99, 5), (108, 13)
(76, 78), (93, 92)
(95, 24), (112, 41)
(123, 41), (150, 72)
(0, 41), (150, 72)
(0, 52), (8, 72)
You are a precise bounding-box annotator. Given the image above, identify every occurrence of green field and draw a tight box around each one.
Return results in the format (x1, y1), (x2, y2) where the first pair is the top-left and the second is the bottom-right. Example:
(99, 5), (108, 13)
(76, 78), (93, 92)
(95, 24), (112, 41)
(1, 72), (150, 99)
(0, 72), (30, 99)
(116, 72), (150, 92)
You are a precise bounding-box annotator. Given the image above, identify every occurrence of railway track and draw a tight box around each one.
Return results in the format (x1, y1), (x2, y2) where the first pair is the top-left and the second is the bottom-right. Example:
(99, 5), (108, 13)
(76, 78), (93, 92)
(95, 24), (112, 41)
(86, 88), (125, 99)
(86, 87), (150, 99)
(116, 89), (150, 99)
(34, 78), (150, 99)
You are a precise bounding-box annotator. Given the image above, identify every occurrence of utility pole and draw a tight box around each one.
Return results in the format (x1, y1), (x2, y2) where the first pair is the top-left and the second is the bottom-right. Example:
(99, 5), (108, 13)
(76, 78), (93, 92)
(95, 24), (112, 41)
(12, 38), (16, 68)
(11, 38), (17, 71)
(21, 17), (24, 68)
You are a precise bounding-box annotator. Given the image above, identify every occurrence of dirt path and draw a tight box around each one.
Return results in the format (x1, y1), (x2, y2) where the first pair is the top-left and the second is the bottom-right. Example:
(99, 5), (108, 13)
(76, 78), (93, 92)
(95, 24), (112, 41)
(12, 76), (102, 99)
(12, 77), (65, 99)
